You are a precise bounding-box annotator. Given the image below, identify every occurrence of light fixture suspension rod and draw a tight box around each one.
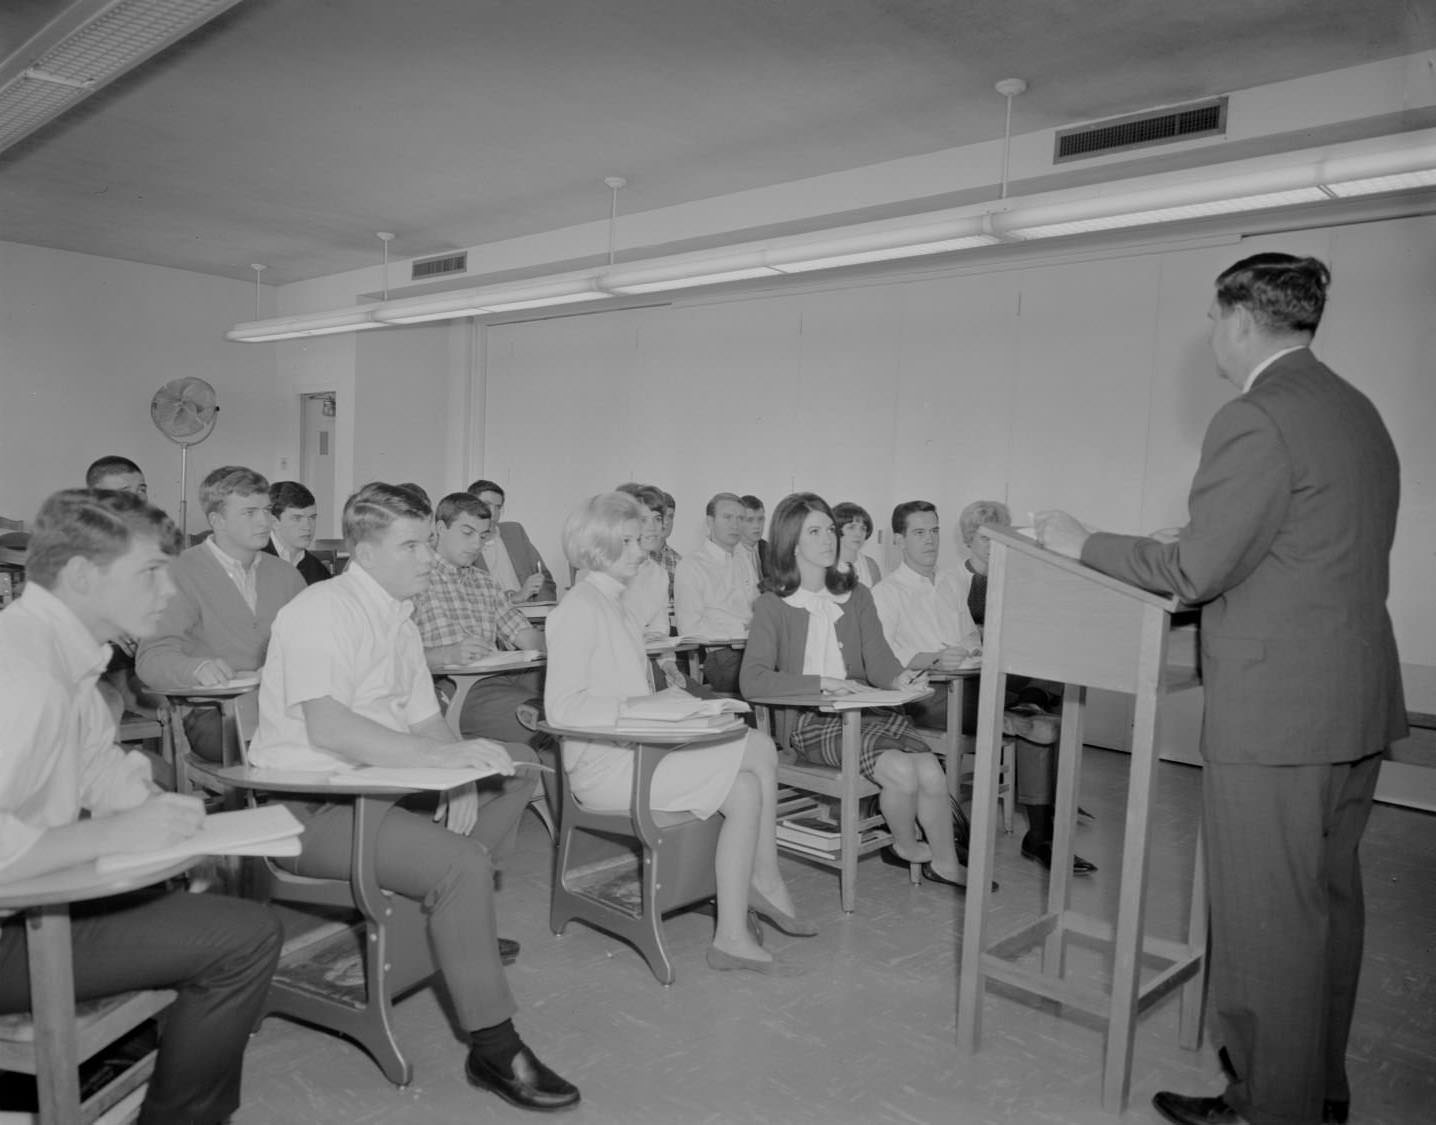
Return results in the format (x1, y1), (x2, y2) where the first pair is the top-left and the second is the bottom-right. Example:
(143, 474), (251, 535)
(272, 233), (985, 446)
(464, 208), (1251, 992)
(250, 263), (265, 320)
(377, 232), (394, 299)
(995, 78), (1028, 201)
(604, 177), (627, 266)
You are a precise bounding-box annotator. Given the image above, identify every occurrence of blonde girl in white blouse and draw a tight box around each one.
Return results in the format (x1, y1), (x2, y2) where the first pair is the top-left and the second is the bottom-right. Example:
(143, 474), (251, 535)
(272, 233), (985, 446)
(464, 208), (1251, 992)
(545, 493), (816, 975)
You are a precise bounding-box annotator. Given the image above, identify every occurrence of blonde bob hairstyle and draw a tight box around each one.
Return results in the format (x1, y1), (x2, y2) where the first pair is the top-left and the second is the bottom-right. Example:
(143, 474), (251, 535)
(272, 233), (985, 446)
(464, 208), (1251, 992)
(563, 492), (647, 574)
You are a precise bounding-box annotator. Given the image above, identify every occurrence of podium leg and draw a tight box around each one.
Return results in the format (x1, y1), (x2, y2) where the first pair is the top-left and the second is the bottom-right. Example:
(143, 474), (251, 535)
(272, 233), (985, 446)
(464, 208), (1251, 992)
(1101, 613), (1167, 1112)
(957, 664), (1008, 1053)
(1043, 683), (1085, 977)
(1178, 819), (1208, 1050)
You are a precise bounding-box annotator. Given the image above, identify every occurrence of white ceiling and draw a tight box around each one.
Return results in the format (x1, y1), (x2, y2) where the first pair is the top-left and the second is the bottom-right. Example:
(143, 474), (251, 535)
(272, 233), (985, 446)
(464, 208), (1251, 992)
(1, 0), (1433, 285)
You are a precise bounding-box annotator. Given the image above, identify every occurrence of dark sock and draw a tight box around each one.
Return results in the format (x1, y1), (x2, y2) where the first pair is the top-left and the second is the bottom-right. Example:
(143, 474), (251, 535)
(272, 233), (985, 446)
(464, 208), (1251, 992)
(469, 1019), (524, 1069)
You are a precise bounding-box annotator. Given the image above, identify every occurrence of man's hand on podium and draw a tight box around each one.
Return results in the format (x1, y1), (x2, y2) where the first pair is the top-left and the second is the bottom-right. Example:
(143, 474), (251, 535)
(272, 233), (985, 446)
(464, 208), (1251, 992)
(1033, 510), (1091, 560)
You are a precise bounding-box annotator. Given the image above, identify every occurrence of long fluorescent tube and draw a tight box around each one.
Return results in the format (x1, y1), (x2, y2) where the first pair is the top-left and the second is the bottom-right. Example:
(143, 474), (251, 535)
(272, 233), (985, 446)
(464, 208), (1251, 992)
(1004, 188), (1330, 240)
(374, 278), (604, 324)
(1324, 170), (1436, 197)
(226, 307), (380, 342)
(772, 234), (999, 273)
(607, 267), (780, 295)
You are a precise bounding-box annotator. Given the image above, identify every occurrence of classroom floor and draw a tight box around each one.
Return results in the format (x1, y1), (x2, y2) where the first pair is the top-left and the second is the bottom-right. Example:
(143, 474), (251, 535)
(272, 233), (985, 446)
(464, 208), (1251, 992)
(238, 749), (1436, 1124)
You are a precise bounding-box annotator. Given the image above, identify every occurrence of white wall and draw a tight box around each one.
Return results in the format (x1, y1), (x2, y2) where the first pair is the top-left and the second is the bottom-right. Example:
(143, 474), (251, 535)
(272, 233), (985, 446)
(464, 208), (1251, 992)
(0, 241), (282, 535)
(480, 215), (1436, 712)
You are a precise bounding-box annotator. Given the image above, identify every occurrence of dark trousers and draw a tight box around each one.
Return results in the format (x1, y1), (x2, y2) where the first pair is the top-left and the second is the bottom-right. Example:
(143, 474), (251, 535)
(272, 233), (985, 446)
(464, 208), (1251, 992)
(701, 646), (743, 695)
(0, 891), (282, 1125)
(279, 782), (529, 1032)
(906, 680), (1056, 806)
(455, 671), (543, 745)
(1203, 752), (1382, 1125)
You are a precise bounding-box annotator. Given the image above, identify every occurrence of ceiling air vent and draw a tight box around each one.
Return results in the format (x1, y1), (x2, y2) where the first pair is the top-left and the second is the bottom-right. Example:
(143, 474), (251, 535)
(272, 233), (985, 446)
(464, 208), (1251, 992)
(1054, 97), (1227, 163)
(411, 252), (468, 281)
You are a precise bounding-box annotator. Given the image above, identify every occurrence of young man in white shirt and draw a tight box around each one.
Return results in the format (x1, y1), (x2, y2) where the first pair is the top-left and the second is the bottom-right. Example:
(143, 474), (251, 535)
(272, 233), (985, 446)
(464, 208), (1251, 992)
(739, 494), (773, 589)
(0, 489), (282, 1123)
(673, 492), (759, 693)
(249, 482), (579, 1112)
(136, 466), (305, 761)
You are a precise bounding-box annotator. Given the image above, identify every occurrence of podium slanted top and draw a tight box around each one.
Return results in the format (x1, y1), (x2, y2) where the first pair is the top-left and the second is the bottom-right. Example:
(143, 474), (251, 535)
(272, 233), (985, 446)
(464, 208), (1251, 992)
(979, 525), (1181, 613)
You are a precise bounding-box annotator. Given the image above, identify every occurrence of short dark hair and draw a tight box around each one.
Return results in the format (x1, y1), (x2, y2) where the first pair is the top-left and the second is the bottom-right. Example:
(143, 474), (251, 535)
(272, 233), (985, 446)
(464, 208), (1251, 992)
(268, 480), (316, 517)
(84, 456), (143, 488)
(466, 479), (504, 501)
(740, 494), (764, 512)
(660, 490), (675, 513)
(199, 466), (269, 517)
(1214, 253), (1330, 335)
(768, 492), (855, 598)
(832, 502), (873, 541)
(705, 492), (743, 518)
(616, 482), (665, 514)
(891, 500), (938, 535)
(26, 489), (180, 589)
(396, 483), (431, 508)
(342, 482), (432, 550)
(435, 491), (491, 526)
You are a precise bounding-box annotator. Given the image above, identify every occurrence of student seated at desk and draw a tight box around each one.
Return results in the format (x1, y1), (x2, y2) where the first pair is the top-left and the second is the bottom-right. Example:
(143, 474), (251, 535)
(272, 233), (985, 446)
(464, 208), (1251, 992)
(655, 489), (681, 602)
(248, 482), (579, 1112)
(415, 492), (548, 751)
(546, 492), (815, 976)
(0, 489), (282, 1125)
(673, 492), (759, 694)
(84, 456), (154, 722)
(739, 494), (774, 590)
(740, 493), (975, 892)
(136, 466), (306, 762)
(466, 479), (556, 604)
(833, 501), (882, 587)
(262, 480), (332, 585)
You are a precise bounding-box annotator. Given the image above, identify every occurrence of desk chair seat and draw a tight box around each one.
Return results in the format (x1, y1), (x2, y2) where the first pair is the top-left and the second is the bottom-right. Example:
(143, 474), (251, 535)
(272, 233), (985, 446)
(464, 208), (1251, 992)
(545, 727), (725, 986)
(753, 704), (917, 914)
(0, 989), (176, 1124)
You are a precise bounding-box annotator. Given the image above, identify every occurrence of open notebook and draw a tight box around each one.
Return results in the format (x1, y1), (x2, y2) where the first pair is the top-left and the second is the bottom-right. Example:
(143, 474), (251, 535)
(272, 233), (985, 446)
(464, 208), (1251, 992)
(96, 805), (304, 874)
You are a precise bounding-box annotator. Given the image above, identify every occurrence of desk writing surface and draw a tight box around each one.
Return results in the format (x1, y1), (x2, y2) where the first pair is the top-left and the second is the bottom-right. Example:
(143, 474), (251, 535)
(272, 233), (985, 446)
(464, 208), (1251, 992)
(539, 720), (747, 746)
(0, 855), (196, 910)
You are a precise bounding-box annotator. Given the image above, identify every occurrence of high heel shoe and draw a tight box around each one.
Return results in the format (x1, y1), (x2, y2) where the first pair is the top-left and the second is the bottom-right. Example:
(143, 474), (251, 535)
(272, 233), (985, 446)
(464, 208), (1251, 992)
(746, 887), (819, 937)
(706, 944), (805, 977)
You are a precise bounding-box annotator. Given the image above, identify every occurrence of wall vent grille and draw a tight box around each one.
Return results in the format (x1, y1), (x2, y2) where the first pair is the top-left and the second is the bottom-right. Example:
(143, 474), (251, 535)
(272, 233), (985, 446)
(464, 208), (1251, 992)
(411, 252), (468, 280)
(1055, 97), (1227, 163)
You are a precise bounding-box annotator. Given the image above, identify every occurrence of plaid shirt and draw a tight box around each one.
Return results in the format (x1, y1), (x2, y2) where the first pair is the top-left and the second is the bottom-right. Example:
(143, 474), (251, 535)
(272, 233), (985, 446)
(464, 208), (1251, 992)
(413, 555), (531, 654)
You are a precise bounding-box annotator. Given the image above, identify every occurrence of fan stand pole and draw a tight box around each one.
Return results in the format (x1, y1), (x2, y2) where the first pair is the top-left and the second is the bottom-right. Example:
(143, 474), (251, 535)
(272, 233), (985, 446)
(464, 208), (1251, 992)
(178, 443), (189, 541)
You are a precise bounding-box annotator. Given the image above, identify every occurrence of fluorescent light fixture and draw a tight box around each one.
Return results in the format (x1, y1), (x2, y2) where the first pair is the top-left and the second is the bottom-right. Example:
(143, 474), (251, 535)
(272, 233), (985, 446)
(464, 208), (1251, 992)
(483, 291), (609, 313)
(226, 307), (381, 342)
(606, 267), (780, 295)
(771, 234), (999, 273)
(374, 278), (603, 324)
(1004, 188), (1329, 240)
(0, 0), (244, 155)
(1324, 169), (1436, 198)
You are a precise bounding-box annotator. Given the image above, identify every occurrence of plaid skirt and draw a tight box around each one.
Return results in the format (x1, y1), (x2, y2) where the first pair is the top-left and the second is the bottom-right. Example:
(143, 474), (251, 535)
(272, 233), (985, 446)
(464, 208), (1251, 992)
(789, 708), (932, 782)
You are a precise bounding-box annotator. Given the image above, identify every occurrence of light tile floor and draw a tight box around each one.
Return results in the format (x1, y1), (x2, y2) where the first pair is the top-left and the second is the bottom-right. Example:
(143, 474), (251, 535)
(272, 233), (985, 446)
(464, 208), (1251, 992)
(238, 749), (1436, 1124)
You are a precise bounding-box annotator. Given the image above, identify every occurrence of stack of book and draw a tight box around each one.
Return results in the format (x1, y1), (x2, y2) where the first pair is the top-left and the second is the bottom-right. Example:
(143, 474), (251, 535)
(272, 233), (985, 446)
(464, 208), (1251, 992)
(613, 691), (750, 734)
(777, 814), (843, 854)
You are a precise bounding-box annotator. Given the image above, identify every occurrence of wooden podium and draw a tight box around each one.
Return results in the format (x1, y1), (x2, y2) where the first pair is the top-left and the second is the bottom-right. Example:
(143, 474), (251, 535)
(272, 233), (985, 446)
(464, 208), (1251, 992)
(956, 526), (1207, 1112)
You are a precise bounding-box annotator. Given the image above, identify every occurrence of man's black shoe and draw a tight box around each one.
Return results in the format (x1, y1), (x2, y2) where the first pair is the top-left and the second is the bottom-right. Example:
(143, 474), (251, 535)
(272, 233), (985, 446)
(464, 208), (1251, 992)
(499, 938), (521, 966)
(1152, 1091), (1241, 1124)
(1020, 836), (1097, 875)
(466, 1044), (580, 1112)
(1323, 1099), (1349, 1124)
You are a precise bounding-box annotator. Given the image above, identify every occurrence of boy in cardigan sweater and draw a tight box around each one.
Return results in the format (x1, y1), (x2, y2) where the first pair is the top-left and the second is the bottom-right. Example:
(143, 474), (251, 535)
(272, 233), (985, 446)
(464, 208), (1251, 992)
(137, 466), (305, 761)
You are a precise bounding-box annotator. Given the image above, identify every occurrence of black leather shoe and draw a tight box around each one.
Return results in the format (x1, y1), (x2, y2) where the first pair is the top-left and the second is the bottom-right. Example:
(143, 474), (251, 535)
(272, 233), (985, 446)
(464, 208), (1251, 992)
(466, 1044), (580, 1112)
(949, 799), (971, 866)
(1152, 1091), (1241, 1124)
(920, 863), (999, 894)
(499, 937), (521, 966)
(1323, 1099), (1349, 1124)
(1020, 837), (1097, 875)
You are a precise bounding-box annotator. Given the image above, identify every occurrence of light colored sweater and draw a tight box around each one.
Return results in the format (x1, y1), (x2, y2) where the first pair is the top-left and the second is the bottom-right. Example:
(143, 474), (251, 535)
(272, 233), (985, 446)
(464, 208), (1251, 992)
(136, 543), (305, 690)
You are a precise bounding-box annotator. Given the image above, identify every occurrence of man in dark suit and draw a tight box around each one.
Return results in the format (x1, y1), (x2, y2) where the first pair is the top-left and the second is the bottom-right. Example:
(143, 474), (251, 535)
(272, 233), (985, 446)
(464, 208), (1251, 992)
(466, 479), (556, 603)
(1037, 253), (1405, 1125)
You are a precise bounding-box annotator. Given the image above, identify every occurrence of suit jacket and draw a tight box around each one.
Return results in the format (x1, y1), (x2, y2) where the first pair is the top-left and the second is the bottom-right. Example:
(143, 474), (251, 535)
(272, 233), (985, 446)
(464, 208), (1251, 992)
(259, 540), (331, 586)
(474, 521), (556, 602)
(1082, 348), (1406, 765)
(136, 545), (306, 690)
